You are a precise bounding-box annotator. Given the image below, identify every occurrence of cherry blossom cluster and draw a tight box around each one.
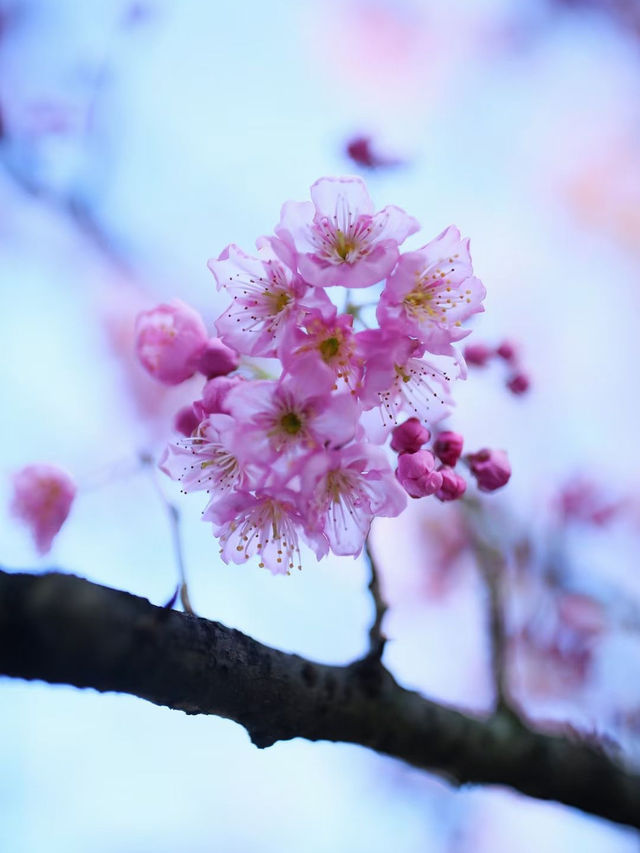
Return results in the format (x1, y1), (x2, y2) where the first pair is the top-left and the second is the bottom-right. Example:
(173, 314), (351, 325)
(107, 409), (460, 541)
(464, 339), (530, 395)
(134, 176), (509, 575)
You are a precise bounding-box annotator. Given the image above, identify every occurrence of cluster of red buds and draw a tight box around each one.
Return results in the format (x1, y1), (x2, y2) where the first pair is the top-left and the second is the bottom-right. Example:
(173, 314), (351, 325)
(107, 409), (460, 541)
(463, 339), (530, 396)
(391, 418), (511, 501)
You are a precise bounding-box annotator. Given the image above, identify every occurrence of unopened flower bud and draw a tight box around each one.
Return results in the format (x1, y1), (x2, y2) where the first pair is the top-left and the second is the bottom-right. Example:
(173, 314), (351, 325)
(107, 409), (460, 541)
(496, 340), (517, 362)
(506, 372), (530, 395)
(390, 417), (430, 454)
(468, 448), (511, 492)
(435, 466), (467, 502)
(463, 343), (492, 367)
(201, 375), (243, 414)
(11, 463), (76, 554)
(194, 337), (239, 379)
(173, 405), (200, 436)
(135, 300), (208, 385)
(396, 450), (443, 498)
(433, 431), (464, 467)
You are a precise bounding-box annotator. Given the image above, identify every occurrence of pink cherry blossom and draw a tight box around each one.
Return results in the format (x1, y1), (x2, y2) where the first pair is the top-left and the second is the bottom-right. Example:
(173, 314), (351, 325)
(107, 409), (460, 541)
(275, 176), (419, 289)
(396, 450), (443, 499)
(377, 225), (485, 354)
(203, 486), (327, 574)
(280, 306), (364, 394)
(300, 444), (406, 556)
(208, 242), (332, 357)
(357, 328), (456, 429)
(467, 448), (511, 492)
(135, 300), (209, 385)
(390, 418), (431, 454)
(160, 413), (249, 496)
(224, 377), (358, 458)
(433, 430), (464, 467)
(11, 463), (76, 554)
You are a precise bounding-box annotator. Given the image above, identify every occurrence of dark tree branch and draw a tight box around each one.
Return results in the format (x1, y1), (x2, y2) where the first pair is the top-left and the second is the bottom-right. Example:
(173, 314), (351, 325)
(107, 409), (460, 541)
(1, 569), (639, 830)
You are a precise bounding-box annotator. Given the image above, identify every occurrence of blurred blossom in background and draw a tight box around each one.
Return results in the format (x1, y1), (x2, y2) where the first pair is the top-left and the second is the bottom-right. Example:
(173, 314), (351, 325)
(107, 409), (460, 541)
(2, 0), (640, 850)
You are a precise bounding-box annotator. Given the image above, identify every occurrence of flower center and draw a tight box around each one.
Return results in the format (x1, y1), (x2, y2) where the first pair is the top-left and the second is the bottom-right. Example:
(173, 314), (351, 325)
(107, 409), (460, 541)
(319, 336), (340, 361)
(280, 411), (303, 434)
(268, 289), (291, 314)
(334, 229), (358, 261)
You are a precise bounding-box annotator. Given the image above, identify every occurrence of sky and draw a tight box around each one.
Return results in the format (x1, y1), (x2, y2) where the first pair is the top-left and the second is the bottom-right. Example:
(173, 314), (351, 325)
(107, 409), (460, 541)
(1, 0), (640, 850)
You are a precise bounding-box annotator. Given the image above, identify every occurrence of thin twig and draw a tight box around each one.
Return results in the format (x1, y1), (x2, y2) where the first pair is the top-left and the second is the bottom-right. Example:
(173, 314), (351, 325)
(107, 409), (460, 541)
(364, 534), (388, 661)
(462, 500), (515, 717)
(143, 454), (193, 615)
(475, 541), (512, 715)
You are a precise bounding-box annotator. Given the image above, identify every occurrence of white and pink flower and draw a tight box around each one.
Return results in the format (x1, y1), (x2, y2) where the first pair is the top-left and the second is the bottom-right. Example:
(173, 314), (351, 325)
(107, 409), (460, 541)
(275, 176), (418, 289)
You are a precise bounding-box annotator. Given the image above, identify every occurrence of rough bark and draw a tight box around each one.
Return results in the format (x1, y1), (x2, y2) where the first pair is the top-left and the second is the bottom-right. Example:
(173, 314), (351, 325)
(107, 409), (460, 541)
(1, 569), (639, 830)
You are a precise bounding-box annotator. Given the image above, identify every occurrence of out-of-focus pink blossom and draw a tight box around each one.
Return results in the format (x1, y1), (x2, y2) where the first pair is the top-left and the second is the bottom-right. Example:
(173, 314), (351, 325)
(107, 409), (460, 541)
(511, 589), (606, 699)
(276, 176), (419, 289)
(194, 338), (239, 378)
(345, 135), (402, 169)
(390, 418), (430, 454)
(396, 450), (443, 498)
(433, 430), (464, 467)
(467, 449), (511, 492)
(435, 467), (467, 502)
(377, 225), (485, 355)
(135, 300), (209, 385)
(11, 463), (76, 554)
(496, 340), (517, 362)
(463, 342), (493, 367)
(506, 372), (530, 395)
(557, 477), (624, 527)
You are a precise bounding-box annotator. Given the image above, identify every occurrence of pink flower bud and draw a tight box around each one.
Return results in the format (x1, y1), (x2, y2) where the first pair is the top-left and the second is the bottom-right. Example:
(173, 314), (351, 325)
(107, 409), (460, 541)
(396, 450), (443, 498)
(496, 340), (517, 362)
(463, 343), (493, 367)
(506, 372), (530, 395)
(135, 300), (208, 385)
(467, 448), (511, 492)
(433, 431), (464, 467)
(173, 404), (201, 436)
(390, 417), (431, 454)
(11, 463), (76, 554)
(194, 337), (239, 379)
(201, 375), (243, 414)
(435, 466), (467, 502)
